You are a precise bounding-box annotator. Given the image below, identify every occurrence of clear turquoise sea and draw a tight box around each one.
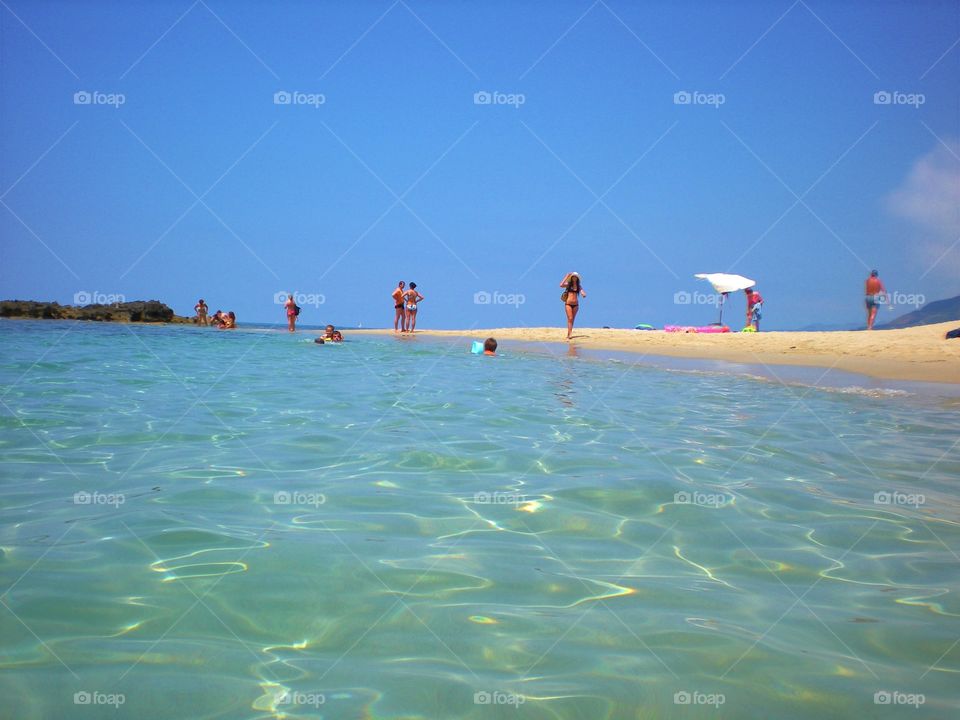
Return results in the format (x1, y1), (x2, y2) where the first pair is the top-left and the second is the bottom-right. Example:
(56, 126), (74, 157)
(1, 320), (958, 719)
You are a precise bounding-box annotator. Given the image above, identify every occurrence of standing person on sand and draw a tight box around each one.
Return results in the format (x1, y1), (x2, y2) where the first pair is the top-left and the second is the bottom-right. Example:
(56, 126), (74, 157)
(744, 287), (763, 331)
(560, 272), (586, 340)
(403, 282), (424, 333)
(391, 281), (406, 332)
(194, 299), (208, 326)
(864, 270), (886, 330)
(285, 294), (298, 332)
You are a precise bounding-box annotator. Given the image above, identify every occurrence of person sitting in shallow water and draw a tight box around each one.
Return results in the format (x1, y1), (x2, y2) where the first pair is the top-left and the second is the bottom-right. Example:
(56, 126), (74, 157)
(323, 324), (343, 342)
(209, 310), (225, 327)
(315, 325), (343, 344)
(219, 311), (236, 329)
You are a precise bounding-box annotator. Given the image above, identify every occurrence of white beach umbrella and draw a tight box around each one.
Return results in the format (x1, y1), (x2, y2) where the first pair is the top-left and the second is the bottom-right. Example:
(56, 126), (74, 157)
(694, 273), (755, 325)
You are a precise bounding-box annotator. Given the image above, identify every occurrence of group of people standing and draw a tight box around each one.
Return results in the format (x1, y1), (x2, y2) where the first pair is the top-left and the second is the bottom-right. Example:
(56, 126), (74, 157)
(193, 300), (236, 329)
(194, 268), (892, 339)
(392, 281), (425, 333)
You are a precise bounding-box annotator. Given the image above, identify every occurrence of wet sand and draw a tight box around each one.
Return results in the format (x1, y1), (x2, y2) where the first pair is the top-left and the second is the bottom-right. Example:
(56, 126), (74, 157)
(353, 321), (960, 384)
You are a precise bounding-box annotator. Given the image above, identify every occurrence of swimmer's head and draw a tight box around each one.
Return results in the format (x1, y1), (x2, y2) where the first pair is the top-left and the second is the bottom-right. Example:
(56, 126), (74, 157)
(484, 337), (497, 353)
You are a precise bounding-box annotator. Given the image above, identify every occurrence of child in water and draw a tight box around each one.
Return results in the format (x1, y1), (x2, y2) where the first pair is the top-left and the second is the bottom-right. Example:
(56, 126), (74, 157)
(316, 325), (343, 343)
(472, 338), (497, 355)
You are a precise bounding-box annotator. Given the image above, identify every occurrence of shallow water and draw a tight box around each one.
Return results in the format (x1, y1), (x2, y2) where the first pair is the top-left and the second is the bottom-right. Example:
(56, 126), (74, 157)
(1, 320), (958, 719)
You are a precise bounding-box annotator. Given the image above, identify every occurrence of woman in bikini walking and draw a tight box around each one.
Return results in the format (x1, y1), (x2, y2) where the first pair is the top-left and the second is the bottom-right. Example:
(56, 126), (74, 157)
(560, 272), (586, 340)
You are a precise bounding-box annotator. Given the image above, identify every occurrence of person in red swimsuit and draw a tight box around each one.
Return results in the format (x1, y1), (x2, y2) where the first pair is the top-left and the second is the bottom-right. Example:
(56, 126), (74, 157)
(285, 294), (297, 332)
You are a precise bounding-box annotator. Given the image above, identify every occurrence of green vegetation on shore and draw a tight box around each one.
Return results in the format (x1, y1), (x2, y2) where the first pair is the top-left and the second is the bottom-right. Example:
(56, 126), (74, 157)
(0, 300), (190, 323)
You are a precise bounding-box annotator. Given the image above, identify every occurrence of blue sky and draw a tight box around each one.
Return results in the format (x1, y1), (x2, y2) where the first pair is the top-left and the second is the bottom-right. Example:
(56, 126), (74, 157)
(1, 0), (958, 330)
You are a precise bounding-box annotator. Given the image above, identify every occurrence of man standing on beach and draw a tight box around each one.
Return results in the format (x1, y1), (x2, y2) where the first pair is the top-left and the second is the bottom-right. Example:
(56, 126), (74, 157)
(392, 281), (405, 332)
(864, 270), (886, 330)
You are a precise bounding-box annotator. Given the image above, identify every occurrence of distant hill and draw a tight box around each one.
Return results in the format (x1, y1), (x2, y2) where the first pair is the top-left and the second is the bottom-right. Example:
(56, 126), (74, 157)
(877, 294), (960, 330)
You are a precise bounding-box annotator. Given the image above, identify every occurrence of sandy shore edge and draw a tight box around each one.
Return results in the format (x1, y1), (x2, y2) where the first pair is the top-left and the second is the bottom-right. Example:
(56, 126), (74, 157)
(352, 321), (960, 384)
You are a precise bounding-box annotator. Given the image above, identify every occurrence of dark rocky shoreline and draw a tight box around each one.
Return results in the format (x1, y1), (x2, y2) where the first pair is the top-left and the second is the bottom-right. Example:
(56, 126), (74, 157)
(0, 300), (192, 323)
